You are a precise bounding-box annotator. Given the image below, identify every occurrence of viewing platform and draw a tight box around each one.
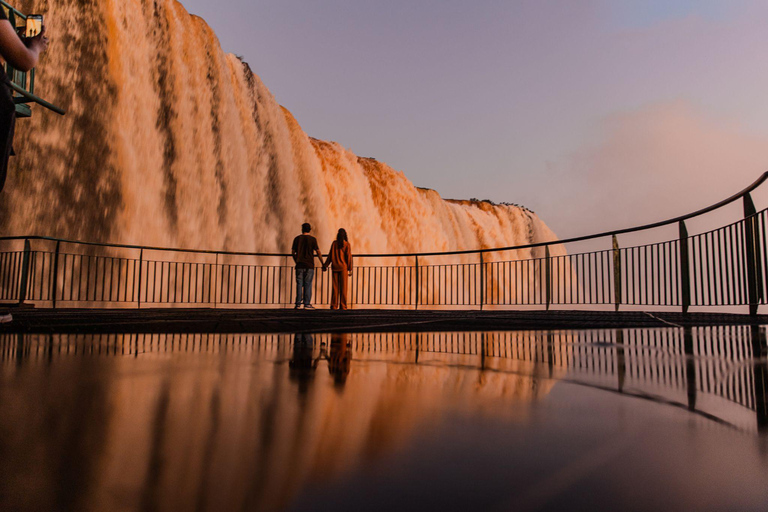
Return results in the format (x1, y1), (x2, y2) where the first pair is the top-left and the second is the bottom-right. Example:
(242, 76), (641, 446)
(3, 307), (768, 335)
(3, 174), (768, 320)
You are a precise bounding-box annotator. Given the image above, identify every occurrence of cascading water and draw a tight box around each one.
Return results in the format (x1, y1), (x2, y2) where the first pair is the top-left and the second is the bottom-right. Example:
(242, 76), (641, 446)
(0, 0), (563, 263)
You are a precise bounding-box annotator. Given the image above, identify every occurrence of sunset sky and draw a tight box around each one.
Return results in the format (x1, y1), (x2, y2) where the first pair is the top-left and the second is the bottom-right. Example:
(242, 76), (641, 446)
(179, 0), (768, 238)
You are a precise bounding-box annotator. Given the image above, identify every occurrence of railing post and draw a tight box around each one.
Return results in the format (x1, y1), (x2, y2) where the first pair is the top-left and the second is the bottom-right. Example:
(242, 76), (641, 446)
(679, 221), (691, 314)
(137, 248), (143, 309)
(414, 255), (419, 310)
(480, 332), (486, 370)
(755, 360), (768, 433)
(51, 240), (60, 308)
(214, 253), (219, 309)
(283, 256), (288, 307)
(545, 246), (551, 311)
(615, 329), (625, 393)
(750, 325), (767, 358)
(751, 326), (768, 432)
(743, 193), (761, 316)
(546, 331), (554, 378)
(612, 235), (621, 312)
(479, 252), (484, 310)
(17, 239), (31, 305)
(684, 326), (697, 410)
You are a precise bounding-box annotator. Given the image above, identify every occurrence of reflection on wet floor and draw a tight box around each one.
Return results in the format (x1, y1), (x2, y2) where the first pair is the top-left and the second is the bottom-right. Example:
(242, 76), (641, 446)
(2, 327), (765, 432)
(0, 326), (766, 511)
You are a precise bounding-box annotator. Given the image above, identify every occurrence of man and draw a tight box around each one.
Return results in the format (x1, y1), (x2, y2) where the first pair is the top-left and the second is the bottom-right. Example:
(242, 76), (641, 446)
(291, 223), (323, 309)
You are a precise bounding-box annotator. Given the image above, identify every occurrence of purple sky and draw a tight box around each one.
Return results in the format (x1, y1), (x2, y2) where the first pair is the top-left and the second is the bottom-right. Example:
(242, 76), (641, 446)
(178, 0), (768, 239)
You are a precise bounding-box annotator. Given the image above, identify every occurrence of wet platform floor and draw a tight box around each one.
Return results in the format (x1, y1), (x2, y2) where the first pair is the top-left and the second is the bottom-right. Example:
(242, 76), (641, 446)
(1, 326), (767, 511)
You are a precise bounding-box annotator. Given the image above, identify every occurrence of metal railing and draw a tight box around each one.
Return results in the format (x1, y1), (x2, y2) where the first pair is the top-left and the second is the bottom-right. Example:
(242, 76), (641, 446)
(2, 173), (768, 313)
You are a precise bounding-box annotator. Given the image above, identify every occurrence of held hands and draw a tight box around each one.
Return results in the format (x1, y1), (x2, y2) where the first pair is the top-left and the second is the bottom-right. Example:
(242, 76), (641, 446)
(320, 266), (351, 275)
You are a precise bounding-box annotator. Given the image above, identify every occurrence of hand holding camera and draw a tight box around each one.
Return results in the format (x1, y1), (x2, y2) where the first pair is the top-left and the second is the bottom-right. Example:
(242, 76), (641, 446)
(21, 15), (48, 51)
(26, 25), (48, 52)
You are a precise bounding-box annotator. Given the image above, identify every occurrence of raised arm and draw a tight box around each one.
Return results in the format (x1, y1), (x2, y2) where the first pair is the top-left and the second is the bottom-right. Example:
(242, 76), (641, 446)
(0, 22), (47, 72)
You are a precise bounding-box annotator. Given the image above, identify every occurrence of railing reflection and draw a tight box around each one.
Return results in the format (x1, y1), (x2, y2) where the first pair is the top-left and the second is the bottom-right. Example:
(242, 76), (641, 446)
(2, 326), (766, 433)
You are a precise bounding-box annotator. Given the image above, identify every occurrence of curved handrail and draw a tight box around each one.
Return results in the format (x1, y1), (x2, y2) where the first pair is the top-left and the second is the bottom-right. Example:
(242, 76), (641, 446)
(2, 172), (767, 258)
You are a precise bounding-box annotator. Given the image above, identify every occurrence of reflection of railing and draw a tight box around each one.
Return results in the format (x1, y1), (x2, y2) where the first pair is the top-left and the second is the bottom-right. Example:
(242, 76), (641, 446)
(2, 174), (768, 313)
(2, 327), (765, 432)
(353, 328), (767, 425)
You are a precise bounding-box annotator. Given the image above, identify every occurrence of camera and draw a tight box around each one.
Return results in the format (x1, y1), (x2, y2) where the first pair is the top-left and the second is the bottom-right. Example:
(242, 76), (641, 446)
(25, 15), (43, 38)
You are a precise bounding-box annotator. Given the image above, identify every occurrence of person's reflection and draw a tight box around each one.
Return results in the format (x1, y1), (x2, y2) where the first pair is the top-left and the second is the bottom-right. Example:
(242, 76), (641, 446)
(289, 333), (320, 395)
(328, 333), (351, 388)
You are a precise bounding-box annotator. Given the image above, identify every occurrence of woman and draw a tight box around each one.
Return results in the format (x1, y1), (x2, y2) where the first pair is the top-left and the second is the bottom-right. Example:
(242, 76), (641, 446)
(322, 228), (353, 310)
(0, 8), (49, 192)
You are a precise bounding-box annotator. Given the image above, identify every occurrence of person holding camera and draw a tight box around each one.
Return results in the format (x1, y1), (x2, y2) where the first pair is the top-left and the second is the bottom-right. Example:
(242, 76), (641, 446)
(0, 9), (49, 192)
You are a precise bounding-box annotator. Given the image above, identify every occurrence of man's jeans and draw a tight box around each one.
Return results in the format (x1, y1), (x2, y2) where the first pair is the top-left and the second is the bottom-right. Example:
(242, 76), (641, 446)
(295, 268), (315, 306)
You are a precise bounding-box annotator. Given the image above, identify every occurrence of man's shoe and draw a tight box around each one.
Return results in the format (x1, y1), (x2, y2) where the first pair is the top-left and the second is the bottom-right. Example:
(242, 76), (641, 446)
(304, 304), (315, 310)
(294, 304), (302, 309)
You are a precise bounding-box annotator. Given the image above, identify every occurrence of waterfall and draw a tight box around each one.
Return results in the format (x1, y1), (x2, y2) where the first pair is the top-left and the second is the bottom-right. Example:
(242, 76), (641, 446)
(0, 0), (561, 261)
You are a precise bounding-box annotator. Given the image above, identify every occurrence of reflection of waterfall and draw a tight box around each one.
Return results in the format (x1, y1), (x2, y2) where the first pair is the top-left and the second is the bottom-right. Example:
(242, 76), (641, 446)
(0, 0), (561, 264)
(0, 331), (562, 512)
(1, 327), (764, 510)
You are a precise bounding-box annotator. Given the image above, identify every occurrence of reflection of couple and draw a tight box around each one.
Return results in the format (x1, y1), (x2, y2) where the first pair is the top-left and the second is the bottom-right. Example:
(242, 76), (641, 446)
(327, 333), (351, 386)
(288, 333), (351, 391)
(291, 224), (353, 310)
(288, 333), (320, 395)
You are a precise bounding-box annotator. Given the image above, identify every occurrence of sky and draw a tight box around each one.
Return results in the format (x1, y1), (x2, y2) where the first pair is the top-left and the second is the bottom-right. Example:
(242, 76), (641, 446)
(178, 0), (768, 240)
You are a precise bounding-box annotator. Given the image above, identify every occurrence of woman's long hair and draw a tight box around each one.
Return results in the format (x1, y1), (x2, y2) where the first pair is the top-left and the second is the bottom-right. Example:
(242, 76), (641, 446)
(336, 228), (348, 244)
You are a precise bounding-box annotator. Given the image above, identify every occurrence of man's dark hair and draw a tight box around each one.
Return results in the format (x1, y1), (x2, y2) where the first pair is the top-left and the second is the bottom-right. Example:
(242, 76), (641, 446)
(301, 223), (311, 233)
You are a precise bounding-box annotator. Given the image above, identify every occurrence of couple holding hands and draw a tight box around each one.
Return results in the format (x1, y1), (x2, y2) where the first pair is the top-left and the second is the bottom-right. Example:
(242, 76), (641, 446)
(291, 223), (353, 310)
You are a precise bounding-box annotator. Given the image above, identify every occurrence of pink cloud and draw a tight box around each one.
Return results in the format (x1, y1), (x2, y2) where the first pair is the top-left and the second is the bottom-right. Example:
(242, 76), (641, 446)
(542, 101), (768, 242)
